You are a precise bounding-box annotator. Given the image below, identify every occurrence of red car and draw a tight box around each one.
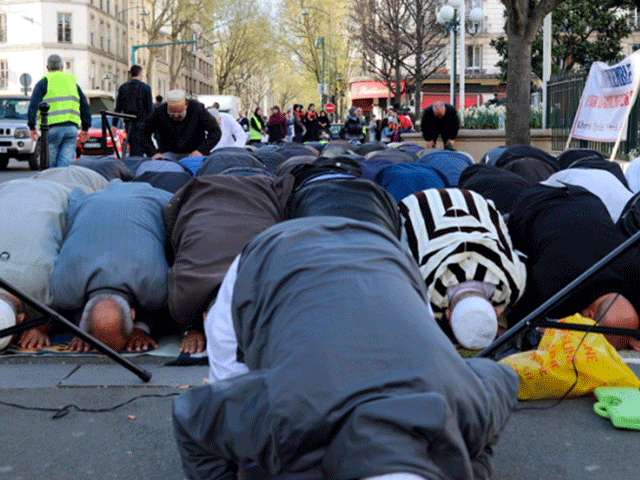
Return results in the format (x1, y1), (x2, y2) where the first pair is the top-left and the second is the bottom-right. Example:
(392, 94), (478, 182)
(76, 115), (128, 157)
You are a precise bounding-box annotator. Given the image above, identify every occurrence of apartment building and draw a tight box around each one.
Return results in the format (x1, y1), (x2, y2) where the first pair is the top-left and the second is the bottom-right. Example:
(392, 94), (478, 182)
(0, 0), (213, 101)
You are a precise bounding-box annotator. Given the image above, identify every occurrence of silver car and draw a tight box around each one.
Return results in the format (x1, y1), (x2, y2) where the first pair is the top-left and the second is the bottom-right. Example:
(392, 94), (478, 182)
(0, 95), (40, 170)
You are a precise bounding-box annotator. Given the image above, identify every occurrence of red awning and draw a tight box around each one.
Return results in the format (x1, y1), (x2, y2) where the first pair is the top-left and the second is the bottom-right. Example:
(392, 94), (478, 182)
(350, 81), (406, 100)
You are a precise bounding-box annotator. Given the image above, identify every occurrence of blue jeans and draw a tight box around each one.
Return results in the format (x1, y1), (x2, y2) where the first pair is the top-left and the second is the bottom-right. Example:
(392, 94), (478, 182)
(47, 124), (78, 168)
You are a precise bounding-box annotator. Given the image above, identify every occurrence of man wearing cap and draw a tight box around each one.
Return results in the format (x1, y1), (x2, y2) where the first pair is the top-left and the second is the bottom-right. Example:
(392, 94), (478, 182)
(399, 188), (527, 350)
(28, 54), (92, 167)
(173, 216), (518, 479)
(142, 89), (221, 160)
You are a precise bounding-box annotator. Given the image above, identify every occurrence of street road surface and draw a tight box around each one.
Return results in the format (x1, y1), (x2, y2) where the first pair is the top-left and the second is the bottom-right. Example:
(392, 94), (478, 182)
(1, 158), (39, 181)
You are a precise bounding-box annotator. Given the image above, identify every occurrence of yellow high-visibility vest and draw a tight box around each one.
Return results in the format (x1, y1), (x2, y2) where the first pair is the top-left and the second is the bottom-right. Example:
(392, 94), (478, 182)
(39, 71), (81, 127)
(249, 115), (264, 140)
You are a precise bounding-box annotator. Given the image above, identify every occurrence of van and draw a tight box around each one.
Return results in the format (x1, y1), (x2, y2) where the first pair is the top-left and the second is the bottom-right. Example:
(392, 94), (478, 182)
(84, 90), (115, 114)
(196, 95), (243, 119)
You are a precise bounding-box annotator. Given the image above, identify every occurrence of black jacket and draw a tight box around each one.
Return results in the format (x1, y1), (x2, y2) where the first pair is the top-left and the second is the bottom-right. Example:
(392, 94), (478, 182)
(421, 103), (460, 143)
(113, 78), (153, 126)
(143, 99), (221, 156)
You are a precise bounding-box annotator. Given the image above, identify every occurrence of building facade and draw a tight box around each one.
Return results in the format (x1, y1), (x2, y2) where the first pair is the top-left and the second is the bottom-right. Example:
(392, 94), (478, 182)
(0, 0), (214, 103)
(349, 0), (640, 121)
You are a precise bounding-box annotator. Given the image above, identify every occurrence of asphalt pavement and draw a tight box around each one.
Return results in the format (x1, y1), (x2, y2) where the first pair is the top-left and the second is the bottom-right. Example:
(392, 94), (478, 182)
(1, 349), (639, 480)
(1, 159), (640, 480)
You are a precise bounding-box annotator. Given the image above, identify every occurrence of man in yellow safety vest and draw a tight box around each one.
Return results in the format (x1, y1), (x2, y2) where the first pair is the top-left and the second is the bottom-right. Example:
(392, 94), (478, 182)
(28, 54), (91, 168)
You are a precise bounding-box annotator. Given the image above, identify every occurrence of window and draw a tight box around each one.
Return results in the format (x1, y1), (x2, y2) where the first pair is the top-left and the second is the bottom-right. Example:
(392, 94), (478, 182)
(57, 13), (72, 43)
(0, 14), (6, 43)
(64, 59), (74, 74)
(466, 44), (481, 74)
(0, 60), (7, 89)
(90, 61), (96, 89)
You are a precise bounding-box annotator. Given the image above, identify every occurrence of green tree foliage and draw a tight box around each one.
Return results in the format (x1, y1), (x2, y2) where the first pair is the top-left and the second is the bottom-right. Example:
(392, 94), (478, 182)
(210, 0), (273, 95)
(490, 0), (634, 80)
(278, 0), (354, 114)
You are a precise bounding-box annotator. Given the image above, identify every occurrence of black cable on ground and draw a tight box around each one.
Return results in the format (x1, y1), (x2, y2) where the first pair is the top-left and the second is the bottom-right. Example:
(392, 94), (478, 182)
(0, 392), (181, 419)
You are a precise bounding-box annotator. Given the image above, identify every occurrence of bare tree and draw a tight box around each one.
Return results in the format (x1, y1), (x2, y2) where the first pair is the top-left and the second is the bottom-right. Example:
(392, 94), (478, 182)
(399, 0), (447, 119)
(141, 0), (214, 90)
(349, 0), (446, 117)
(351, 0), (412, 103)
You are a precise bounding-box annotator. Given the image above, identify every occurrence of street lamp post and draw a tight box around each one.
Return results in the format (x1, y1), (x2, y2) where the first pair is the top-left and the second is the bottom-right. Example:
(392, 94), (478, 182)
(315, 37), (326, 107)
(302, 6), (331, 109)
(437, 0), (483, 120)
(114, 4), (147, 97)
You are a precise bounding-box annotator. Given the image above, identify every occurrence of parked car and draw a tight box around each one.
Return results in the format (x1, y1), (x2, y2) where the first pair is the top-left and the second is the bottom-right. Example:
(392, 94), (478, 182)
(0, 95), (40, 170)
(76, 115), (128, 157)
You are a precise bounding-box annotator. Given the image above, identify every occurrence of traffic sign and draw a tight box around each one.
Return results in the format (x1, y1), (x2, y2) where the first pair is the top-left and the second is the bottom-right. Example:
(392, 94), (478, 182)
(19, 73), (32, 96)
(20, 73), (32, 87)
(325, 102), (335, 114)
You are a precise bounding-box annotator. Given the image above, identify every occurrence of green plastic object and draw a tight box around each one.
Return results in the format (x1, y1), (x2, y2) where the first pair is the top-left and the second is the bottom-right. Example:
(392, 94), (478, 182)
(593, 387), (640, 430)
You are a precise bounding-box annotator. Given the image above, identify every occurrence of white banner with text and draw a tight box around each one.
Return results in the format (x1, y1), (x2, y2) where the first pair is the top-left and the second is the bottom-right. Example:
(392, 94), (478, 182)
(570, 52), (640, 142)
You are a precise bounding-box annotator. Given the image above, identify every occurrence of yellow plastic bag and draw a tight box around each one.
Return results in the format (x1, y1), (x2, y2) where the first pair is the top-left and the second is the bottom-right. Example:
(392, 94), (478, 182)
(499, 314), (640, 400)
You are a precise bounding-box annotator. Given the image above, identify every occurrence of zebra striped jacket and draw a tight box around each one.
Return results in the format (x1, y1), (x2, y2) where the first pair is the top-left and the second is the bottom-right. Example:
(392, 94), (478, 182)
(399, 188), (527, 333)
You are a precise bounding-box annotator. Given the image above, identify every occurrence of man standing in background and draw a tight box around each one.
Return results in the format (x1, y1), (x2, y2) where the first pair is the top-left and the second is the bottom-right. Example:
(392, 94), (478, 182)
(112, 65), (153, 157)
(28, 54), (91, 167)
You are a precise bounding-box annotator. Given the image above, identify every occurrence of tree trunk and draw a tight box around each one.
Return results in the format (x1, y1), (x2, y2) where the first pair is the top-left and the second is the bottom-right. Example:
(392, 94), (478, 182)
(395, 58), (402, 108)
(505, 30), (533, 145)
(414, 52), (423, 119)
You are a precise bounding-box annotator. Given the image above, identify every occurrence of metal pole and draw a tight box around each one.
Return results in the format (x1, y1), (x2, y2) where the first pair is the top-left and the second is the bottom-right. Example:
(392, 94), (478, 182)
(321, 38), (326, 108)
(459, 2), (466, 122)
(327, 13), (332, 109)
(477, 227), (640, 358)
(542, 13), (552, 129)
(452, 14), (457, 110)
(0, 275), (152, 382)
(38, 102), (49, 170)
(114, 6), (119, 98)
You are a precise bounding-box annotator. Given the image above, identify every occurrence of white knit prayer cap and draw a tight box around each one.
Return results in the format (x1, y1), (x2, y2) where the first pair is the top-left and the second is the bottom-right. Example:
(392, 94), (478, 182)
(450, 295), (498, 350)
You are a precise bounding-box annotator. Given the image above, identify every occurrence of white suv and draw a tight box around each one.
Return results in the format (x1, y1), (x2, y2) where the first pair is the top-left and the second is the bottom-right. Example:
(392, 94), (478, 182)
(0, 95), (40, 170)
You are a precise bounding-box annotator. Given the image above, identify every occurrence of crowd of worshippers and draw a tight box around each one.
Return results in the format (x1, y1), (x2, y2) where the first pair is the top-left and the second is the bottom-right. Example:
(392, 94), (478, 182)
(1, 139), (640, 358)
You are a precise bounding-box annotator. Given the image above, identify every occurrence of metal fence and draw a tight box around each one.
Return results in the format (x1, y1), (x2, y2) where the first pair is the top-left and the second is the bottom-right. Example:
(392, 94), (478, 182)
(547, 70), (639, 158)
